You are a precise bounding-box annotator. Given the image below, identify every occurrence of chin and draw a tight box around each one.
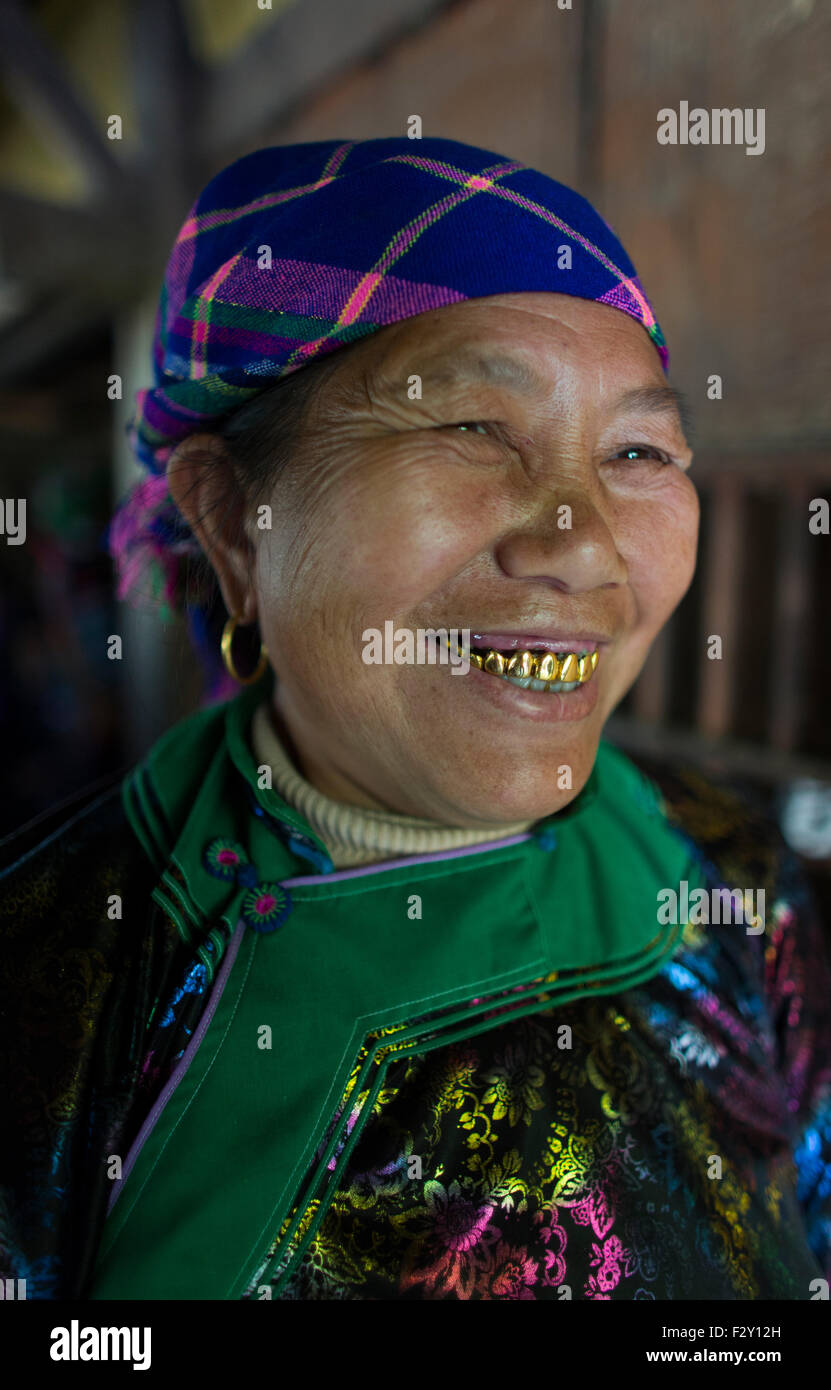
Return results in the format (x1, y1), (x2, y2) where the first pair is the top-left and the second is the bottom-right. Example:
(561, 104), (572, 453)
(435, 760), (596, 828)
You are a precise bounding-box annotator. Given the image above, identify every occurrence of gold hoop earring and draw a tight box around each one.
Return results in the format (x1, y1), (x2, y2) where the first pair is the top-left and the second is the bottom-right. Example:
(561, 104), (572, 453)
(221, 613), (269, 685)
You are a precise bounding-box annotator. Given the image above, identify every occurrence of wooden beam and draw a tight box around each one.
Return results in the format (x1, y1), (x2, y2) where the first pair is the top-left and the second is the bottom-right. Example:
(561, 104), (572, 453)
(0, 288), (106, 380)
(200, 0), (456, 159)
(632, 623), (671, 723)
(125, 0), (205, 238)
(768, 479), (813, 752)
(576, 0), (604, 201)
(0, 189), (150, 297)
(696, 476), (742, 739)
(690, 447), (831, 486)
(605, 714), (831, 790)
(0, 0), (129, 197)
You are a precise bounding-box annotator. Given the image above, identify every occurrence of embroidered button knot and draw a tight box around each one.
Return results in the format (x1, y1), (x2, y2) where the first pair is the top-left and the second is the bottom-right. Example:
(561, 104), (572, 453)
(204, 838), (249, 880)
(203, 836), (293, 933)
(241, 883), (291, 933)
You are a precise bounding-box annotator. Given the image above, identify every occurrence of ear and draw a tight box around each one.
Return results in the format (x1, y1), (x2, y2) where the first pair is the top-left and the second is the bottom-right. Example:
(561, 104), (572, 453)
(165, 434), (258, 624)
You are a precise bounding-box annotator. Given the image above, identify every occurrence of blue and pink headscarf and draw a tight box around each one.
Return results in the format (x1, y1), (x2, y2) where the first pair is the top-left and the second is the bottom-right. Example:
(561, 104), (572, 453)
(109, 136), (668, 671)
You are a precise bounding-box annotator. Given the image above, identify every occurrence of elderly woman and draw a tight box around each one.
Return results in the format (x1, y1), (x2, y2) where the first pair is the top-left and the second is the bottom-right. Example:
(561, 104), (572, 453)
(1, 137), (829, 1302)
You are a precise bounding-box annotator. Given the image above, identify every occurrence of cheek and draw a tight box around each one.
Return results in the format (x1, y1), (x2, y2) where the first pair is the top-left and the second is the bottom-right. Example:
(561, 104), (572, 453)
(622, 477), (700, 630)
(262, 447), (499, 624)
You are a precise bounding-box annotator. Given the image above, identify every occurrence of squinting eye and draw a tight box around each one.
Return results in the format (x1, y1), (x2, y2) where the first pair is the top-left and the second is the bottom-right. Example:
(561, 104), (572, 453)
(613, 444), (671, 464)
(446, 428), (675, 463)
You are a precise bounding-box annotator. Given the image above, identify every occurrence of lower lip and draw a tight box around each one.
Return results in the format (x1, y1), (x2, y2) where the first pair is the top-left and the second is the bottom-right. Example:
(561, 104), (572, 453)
(450, 660), (601, 723)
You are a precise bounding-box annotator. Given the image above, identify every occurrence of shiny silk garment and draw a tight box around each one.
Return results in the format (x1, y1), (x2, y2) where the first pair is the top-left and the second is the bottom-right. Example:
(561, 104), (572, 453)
(1, 682), (829, 1300)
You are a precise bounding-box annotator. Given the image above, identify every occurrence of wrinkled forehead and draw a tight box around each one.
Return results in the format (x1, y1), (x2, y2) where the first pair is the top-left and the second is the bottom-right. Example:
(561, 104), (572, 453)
(319, 292), (686, 428)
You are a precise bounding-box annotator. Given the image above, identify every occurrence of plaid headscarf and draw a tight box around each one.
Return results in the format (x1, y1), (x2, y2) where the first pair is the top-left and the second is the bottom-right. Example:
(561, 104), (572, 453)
(109, 136), (668, 649)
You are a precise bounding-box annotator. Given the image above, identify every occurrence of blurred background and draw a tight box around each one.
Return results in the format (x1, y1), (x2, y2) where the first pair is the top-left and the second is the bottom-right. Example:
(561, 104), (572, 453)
(1, 0), (830, 901)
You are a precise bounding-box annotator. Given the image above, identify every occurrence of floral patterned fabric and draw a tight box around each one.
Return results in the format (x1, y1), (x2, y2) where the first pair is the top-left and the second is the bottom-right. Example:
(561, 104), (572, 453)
(242, 761), (831, 1301)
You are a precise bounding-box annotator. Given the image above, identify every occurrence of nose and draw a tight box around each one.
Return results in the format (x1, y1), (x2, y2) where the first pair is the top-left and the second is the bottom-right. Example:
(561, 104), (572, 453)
(493, 489), (627, 593)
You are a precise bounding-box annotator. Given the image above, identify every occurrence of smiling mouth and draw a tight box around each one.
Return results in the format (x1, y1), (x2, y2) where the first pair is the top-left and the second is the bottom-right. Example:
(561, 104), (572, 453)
(447, 639), (600, 693)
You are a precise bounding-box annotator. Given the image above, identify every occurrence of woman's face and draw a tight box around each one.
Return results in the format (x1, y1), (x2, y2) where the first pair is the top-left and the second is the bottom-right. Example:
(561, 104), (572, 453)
(250, 290), (698, 825)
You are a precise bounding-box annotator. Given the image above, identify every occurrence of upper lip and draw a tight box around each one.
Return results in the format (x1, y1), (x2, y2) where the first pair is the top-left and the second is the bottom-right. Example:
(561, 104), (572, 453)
(467, 629), (613, 651)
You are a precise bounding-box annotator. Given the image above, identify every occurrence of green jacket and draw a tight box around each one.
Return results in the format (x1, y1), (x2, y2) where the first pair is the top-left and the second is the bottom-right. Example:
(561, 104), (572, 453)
(2, 680), (829, 1299)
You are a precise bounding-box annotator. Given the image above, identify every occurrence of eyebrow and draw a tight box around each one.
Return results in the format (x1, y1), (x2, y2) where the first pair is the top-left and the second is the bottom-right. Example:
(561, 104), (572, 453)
(613, 384), (696, 441)
(409, 351), (695, 440)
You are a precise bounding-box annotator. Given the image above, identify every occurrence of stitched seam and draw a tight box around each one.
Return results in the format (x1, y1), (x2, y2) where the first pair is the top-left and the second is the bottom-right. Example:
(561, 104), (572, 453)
(100, 925), (256, 1253)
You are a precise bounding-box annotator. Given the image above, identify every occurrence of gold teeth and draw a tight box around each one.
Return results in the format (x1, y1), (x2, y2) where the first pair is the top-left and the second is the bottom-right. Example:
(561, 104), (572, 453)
(466, 645), (600, 683)
(559, 653), (579, 683)
(441, 634), (601, 683)
(483, 649), (505, 676)
(505, 651), (535, 679)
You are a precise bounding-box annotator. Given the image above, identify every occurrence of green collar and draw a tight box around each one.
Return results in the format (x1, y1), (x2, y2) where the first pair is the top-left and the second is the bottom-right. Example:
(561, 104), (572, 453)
(120, 672), (667, 978)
